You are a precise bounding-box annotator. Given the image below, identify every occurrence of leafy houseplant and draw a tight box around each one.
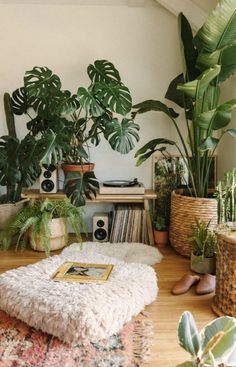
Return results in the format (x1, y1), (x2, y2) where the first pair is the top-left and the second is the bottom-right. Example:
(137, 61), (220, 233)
(177, 311), (236, 367)
(153, 214), (168, 248)
(134, 0), (236, 199)
(190, 219), (216, 274)
(133, 0), (236, 256)
(0, 198), (85, 256)
(9, 60), (139, 206)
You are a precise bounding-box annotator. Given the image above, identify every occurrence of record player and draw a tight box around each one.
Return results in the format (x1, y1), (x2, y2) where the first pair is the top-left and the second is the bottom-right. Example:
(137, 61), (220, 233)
(99, 178), (145, 194)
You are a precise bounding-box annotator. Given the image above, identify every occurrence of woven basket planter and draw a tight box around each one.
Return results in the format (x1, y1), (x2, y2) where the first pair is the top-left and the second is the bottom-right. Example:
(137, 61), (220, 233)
(169, 190), (218, 257)
(212, 226), (236, 317)
(0, 199), (29, 230)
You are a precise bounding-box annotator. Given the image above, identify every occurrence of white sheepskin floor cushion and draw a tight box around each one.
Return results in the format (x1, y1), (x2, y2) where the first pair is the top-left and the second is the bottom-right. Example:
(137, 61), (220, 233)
(0, 252), (158, 345)
(62, 241), (163, 265)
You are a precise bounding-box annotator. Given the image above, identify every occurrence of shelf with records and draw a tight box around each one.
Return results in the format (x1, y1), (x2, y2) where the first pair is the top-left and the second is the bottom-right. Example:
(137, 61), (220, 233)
(110, 204), (148, 244)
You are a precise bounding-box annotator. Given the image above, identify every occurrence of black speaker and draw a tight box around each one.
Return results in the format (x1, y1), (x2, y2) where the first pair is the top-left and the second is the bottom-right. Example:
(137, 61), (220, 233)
(93, 212), (109, 242)
(40, 167), (57, 194)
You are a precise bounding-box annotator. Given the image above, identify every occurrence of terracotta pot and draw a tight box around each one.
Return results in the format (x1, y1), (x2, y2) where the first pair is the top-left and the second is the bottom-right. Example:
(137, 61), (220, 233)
(29, 217), (67, 252)
(190, 253), (216, 274)
(154, 230), (169, 248)
(170, 190), (217, 257)
(0, 198), (30, 230)
(61, 163), (95, 177)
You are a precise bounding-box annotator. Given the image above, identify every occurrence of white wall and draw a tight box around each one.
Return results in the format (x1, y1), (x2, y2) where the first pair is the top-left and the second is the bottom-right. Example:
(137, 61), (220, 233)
(0, 1), (196, 229)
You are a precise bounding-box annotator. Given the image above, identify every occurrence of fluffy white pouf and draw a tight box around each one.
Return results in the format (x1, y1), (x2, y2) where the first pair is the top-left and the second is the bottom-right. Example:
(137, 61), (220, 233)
(62, 241), (163, 265)
(0, 252), (158, 345)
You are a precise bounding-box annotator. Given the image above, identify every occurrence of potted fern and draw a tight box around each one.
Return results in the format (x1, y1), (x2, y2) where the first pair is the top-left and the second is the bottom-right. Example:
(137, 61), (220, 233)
(0, 198), (85, 256)
(133, 0), (236, 256)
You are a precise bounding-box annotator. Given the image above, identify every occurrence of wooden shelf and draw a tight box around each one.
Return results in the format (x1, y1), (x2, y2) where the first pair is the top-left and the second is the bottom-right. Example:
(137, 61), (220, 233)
(22, 189), (157, 245)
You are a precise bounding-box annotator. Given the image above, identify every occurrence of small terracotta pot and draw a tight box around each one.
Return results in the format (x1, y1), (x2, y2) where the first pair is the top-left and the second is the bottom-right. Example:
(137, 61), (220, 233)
(154, 230), (169, 248)
(61, 163), (95, 177)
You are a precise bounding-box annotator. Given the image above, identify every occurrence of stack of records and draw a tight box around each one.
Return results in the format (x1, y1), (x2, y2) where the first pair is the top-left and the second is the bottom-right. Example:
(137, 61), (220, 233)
(110, 204), (148, 244)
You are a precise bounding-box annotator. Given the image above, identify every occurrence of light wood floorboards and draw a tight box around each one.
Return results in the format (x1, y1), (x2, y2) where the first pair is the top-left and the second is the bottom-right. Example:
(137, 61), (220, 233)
(0, 243), (216, 367)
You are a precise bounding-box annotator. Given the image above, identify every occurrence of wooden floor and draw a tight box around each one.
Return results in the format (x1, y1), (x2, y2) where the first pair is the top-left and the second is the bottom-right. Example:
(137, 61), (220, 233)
(0, 242), (216, 367)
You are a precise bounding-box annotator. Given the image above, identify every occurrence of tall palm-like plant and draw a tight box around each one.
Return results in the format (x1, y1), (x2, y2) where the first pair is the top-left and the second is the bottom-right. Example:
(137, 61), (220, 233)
(134, 0), (236, 198)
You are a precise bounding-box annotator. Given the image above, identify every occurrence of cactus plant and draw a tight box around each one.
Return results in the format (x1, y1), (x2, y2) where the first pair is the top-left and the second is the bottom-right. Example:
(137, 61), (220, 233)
(177, 311), (236, 367)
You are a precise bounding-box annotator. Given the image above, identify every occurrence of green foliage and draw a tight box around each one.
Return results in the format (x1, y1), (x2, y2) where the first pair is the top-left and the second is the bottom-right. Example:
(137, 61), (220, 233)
(177, 311), (236, 367)
(190, 219), (216, 258)
(153, 215), (168, 231)
(0, 198), (85, 256)
(2, 59), (139, 206)
(216, 168), (236, 223)
(134, 1), (236, 198)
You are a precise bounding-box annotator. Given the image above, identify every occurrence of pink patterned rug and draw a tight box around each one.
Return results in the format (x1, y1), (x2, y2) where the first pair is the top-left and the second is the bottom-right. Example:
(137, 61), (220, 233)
(0, 310), (152, 367)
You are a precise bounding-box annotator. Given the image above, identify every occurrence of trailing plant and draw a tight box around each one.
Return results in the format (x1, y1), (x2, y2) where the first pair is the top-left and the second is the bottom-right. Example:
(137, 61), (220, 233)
(133, 0), (236, 198)
(190, 219), (216, 259)
(216, 168), (236, 224)
(177, 311), (236, 367)
(7, 60), (139, 206)
(0, 198), (85, 256)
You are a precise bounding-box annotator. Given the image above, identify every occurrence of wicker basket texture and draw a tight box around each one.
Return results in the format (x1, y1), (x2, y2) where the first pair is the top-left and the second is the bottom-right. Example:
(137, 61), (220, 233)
(212, 230), (236, 317)
(170, 190), (218, 257)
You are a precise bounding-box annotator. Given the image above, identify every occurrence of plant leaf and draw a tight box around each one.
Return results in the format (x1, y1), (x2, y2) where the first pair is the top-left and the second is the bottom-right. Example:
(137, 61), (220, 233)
(194, 0), (236, 52)
(94, 81), (132, 116)
(132, 100), (179, 119)
(87, 59), (121, 83)
(176, 362), (194, 367)
(197, 99), (236, 130)
(199, 137), (219, 151)
(77, 87), (104, 117)
(104, 118), (140, 154)
(135, 138), (175, 166)
(24, 66), (61, 98)
(178, 311), (200, 357)
(11, 87), (29, 115)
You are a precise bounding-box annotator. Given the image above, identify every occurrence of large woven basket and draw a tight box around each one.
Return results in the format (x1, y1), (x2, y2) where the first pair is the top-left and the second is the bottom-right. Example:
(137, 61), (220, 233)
(0, 199), (29, 230)
(212, 226), (236, 317)
(170, 190), (218, 257)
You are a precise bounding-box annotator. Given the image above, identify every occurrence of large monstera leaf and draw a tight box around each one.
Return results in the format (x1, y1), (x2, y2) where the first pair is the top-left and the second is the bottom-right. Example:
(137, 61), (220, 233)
(93, 81), (132, 116)
(24, 67), (61, 98)
(11, 87), (29, 115)
(77, 87), (105, 117)
(64, 171), (99, 207)
(104, 118), (139, 154)
(87, 60), (121, 83)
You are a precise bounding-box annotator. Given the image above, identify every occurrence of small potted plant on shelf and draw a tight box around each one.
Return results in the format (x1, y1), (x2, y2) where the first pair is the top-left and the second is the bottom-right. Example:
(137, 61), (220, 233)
(176, 311), (236, 367)
(153, 214), (168, 248)
(8, 60), (139, 206)
(0, 198), (85, 256)
(190, 219), (216, 274)
(133, 0), (236, 257)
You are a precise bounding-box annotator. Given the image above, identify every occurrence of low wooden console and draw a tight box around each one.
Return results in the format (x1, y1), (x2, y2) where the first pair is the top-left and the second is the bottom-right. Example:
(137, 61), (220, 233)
(23, 189), (157, 245)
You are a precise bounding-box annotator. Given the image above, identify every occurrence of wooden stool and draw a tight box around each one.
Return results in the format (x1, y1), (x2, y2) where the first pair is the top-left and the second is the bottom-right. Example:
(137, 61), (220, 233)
(212, 226), (236, 317)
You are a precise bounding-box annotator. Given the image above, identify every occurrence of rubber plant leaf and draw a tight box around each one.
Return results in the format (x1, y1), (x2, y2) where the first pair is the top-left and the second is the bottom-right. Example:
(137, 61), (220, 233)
(201, 316), (236, 365)
(194, 0), (236, 53)
(132, 100), (179, 119)
(197, 44), (236, 83)
(177, 66), (221, 99)
(93, 81), (132, 116)
(77, 87), (105, 117)
(87, 60), (121, 83)
(104, 118), (140, 154)
(196, 99), (236, 130)
(178, 311), (200, 357)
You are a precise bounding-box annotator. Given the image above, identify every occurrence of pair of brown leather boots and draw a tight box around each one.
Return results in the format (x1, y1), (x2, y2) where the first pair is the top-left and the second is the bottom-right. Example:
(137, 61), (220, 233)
(171, 273), (216, 295)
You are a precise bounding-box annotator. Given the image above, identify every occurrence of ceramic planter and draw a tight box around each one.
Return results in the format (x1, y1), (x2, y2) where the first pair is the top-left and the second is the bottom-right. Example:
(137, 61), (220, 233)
(154, 230), (169, 248)
(29, 218), (67, 252)
(61, 163), (95, 177)
(190, 253), (216, 274)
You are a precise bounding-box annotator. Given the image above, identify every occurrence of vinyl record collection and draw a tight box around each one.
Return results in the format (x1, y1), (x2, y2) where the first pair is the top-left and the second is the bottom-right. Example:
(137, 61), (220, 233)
(110, 204), (149, 244)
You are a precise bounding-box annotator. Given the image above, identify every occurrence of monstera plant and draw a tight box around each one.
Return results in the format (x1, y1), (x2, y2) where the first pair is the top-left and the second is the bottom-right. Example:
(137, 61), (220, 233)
(134, 0), (236, 198)
(7, 60), (139, 206)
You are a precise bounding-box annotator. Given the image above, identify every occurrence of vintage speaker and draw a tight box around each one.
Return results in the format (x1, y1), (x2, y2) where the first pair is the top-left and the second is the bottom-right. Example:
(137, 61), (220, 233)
(40, 167), (57, 194)
(93, 212), (109, 242)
